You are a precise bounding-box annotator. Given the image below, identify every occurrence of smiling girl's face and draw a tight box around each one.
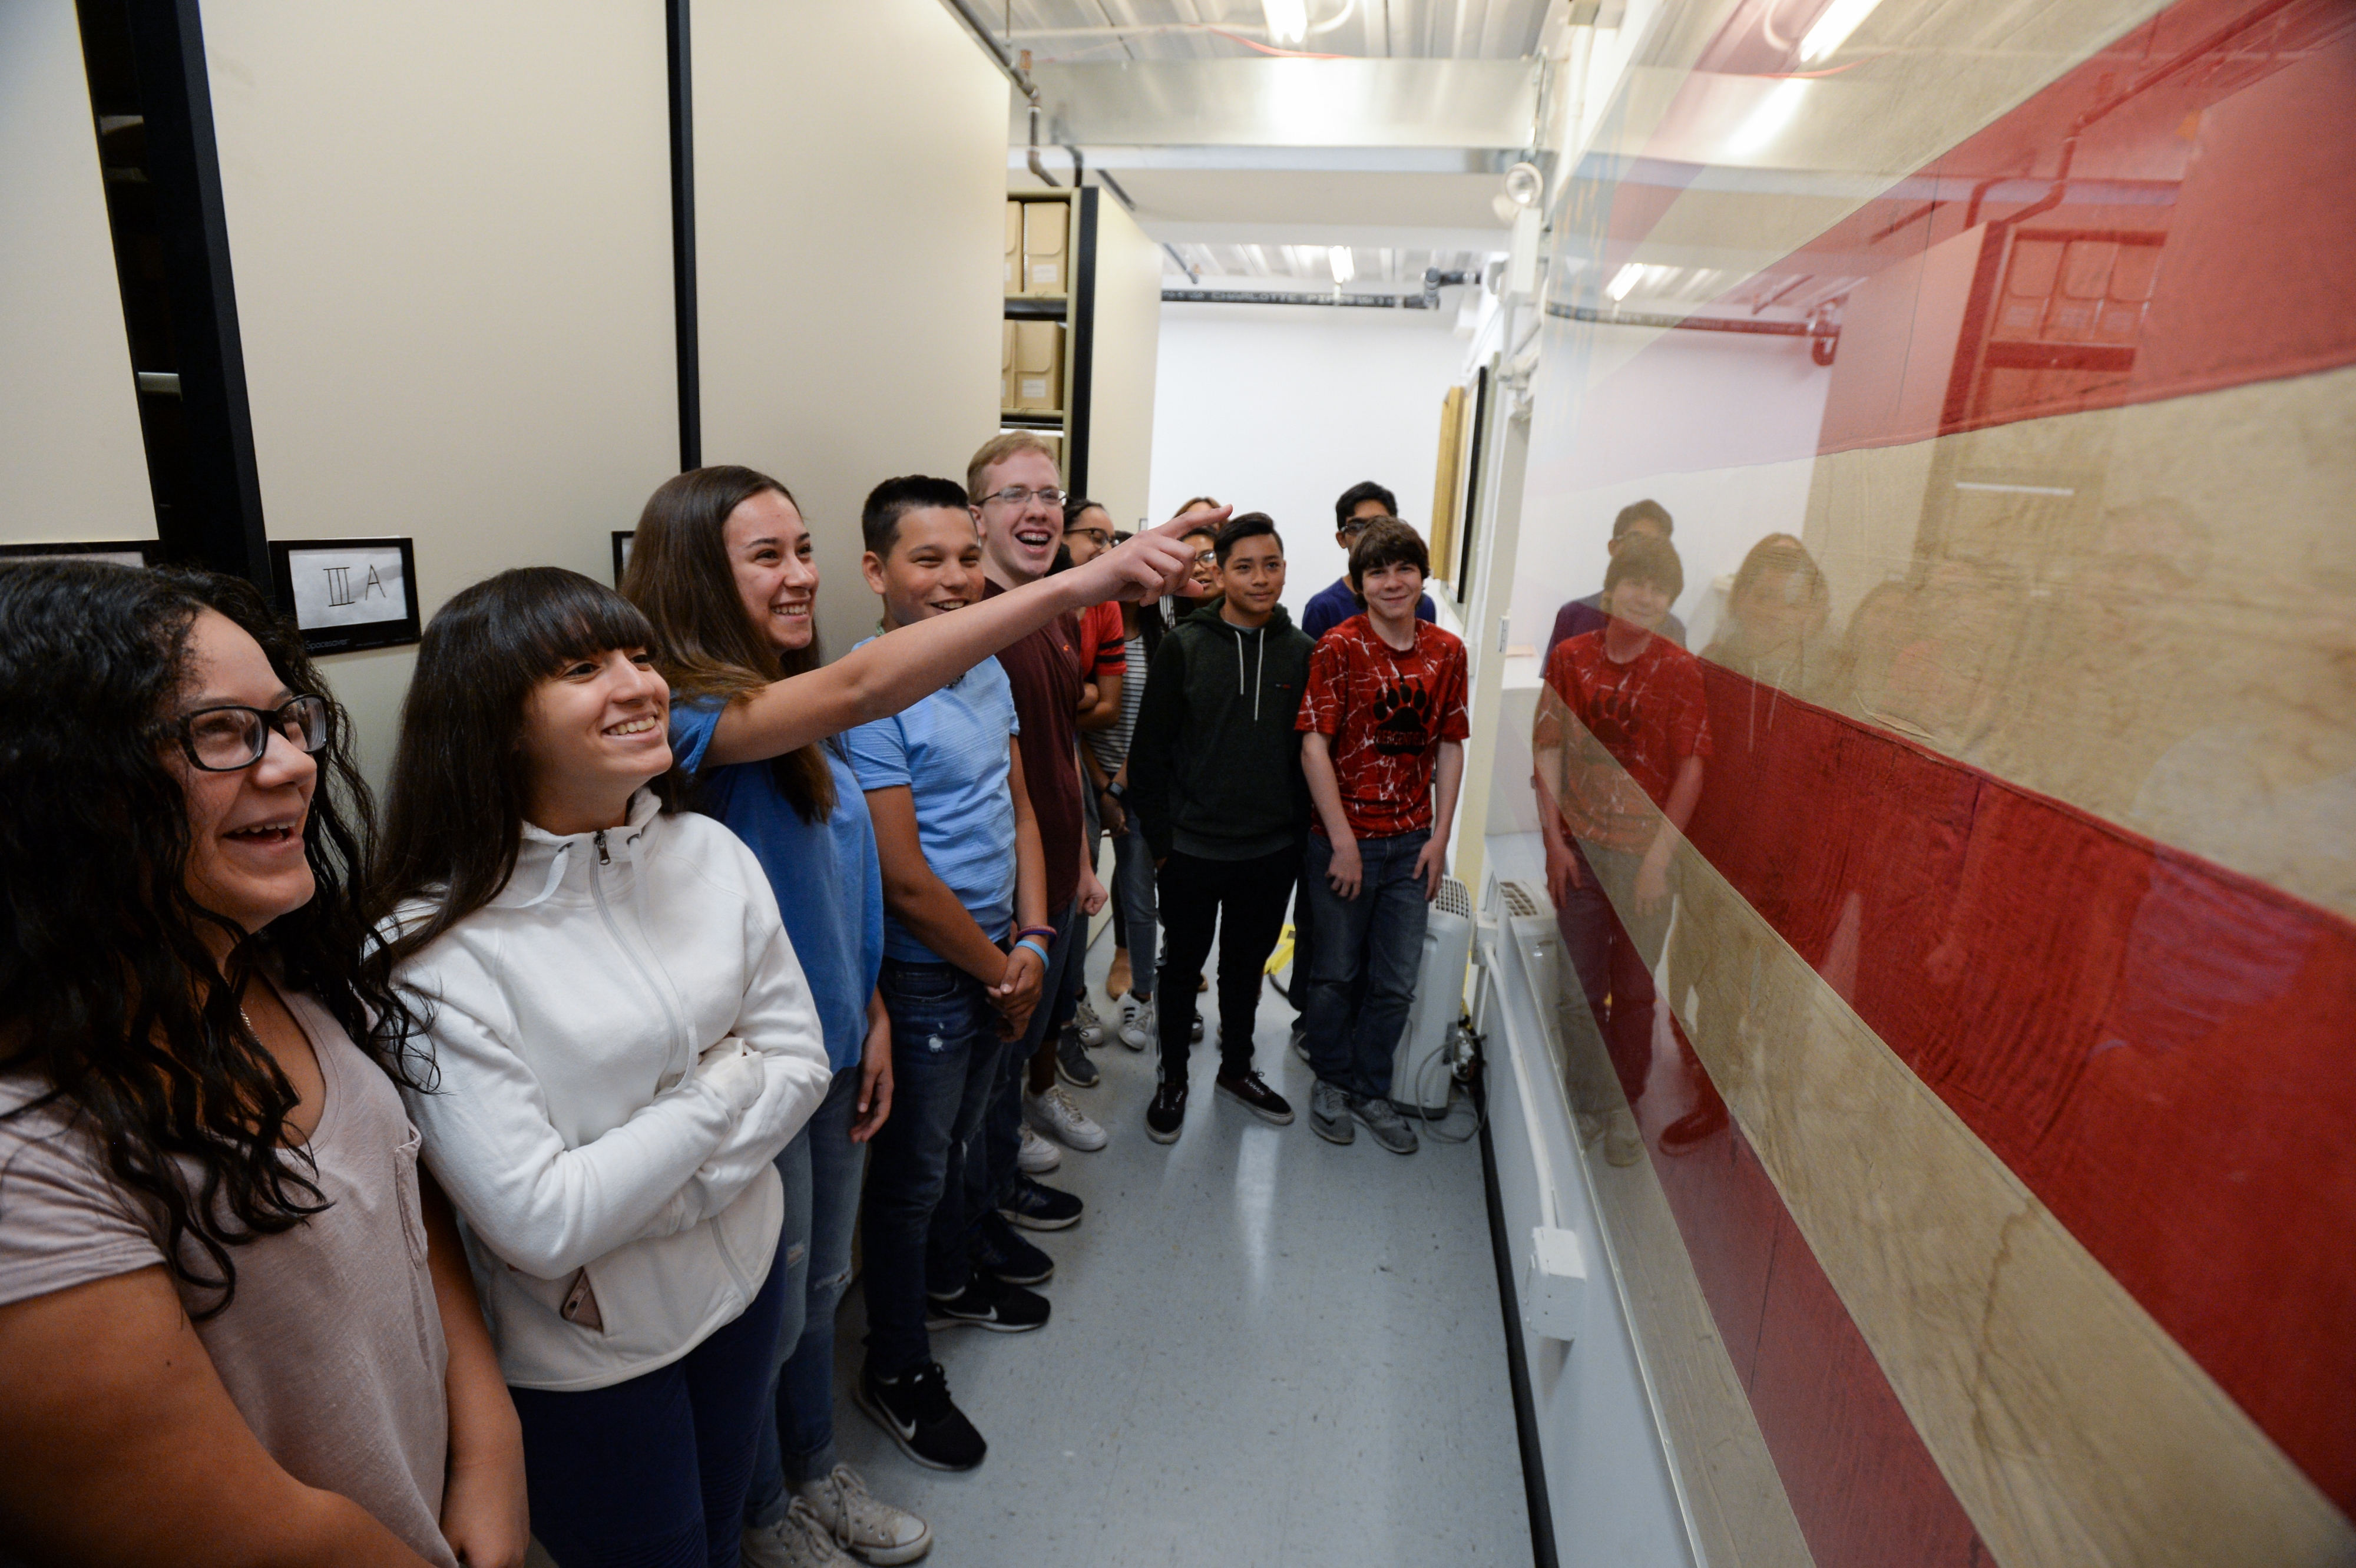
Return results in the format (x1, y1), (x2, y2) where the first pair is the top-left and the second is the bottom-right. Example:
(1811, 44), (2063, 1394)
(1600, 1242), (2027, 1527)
(167, 609), (320, 935)
(518, 646), (672, 834)
(724, 488), (818, 654)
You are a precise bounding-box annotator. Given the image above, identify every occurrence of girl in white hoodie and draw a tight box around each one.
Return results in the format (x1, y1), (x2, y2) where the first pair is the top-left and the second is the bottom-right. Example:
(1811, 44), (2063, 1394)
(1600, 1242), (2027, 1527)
(374, 568), (830, 1568)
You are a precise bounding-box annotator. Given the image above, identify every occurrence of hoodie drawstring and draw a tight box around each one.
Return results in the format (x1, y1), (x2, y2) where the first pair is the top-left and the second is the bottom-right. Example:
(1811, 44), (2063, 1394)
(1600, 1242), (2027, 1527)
(1232, 624), (1266, 721)
(515, 841), (573, 909)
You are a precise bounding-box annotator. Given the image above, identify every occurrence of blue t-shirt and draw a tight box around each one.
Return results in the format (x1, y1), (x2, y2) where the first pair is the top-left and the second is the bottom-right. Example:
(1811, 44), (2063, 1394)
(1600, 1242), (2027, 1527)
(672, 697), (882, 1074)
(843, 647), (1020, 963)
(1301, 576), (1438, 642)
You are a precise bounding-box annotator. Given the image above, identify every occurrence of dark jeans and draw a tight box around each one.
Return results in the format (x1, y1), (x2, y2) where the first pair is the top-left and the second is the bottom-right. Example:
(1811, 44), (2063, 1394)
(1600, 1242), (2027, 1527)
(1110, 812), (1159, 989)
(1154, 845), (1296, 1087)
(1301, 829), (1432, 1100)
(977, 899), (1081, 1224)
(863, 958), (1003, 1378)
(1554, 839), (1673, 1106)
(746, 1063), (868, 1525)
(511, 1241), (791, 1568)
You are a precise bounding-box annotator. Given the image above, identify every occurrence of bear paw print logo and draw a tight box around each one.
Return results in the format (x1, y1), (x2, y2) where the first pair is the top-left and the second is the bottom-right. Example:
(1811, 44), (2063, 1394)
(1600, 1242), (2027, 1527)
(1370, 682), (1434, 755)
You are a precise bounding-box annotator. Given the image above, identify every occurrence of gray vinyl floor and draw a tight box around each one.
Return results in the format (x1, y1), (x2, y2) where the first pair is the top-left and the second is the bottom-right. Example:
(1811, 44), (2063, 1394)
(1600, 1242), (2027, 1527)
(822, 927), (1534, 1568)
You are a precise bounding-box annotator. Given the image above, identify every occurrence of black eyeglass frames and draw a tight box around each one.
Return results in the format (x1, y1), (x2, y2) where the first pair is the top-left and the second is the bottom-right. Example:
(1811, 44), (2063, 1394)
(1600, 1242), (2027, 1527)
(174, 695), (332, 773)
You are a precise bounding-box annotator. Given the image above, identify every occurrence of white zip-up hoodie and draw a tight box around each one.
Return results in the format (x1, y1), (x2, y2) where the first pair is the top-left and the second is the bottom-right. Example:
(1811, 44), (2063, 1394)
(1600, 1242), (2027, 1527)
(395, 790), (829, 1391)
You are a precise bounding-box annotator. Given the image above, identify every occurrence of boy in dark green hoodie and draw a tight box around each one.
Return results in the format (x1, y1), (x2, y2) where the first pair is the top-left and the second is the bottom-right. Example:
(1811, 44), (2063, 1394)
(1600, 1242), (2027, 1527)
(1127, 514), (1314, 1143)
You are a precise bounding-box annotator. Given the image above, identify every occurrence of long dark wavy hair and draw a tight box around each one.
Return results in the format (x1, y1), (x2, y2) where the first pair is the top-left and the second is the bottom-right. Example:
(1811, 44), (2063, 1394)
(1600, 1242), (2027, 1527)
(371, 567), (684, 975)
(0, 561), (419, 1317)
(620, 465), (836, 822)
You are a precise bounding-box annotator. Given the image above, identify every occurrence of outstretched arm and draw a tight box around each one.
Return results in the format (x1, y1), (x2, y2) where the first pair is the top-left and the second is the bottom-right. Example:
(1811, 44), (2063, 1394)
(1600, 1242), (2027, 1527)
(701, 515), (1214, 768)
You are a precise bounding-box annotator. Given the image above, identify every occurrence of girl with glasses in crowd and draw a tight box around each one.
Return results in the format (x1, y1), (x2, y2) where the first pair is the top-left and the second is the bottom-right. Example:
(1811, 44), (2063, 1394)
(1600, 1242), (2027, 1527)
(0, 562), (527, 1568)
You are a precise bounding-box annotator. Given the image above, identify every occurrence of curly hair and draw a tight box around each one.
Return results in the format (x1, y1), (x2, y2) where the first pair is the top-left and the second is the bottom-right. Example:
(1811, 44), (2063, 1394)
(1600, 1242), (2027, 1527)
(0, 561), (421, 1317)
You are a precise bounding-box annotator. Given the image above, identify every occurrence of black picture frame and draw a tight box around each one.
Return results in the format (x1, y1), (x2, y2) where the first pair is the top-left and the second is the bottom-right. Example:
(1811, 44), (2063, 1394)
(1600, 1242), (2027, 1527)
(0, 540), (157, 568)
(268, 537), (421, 654)
(613, 531), (635, 585)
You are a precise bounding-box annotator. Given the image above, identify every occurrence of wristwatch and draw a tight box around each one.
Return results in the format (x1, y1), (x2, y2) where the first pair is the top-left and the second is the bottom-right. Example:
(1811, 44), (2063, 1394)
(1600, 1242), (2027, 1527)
(1102, 780), (1127, 802)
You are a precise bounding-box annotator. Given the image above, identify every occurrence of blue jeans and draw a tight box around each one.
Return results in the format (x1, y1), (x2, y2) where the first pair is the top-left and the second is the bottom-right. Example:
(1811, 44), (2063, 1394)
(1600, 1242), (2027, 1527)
(862, 958), (1004, 1378)
(1301, 829), (1432, 1100)
(511, 1242), (791, 1568)
(977, 901), (1080, 1224)
(1112, 813), (1159, 990)
(746, 1064), (868, 1526)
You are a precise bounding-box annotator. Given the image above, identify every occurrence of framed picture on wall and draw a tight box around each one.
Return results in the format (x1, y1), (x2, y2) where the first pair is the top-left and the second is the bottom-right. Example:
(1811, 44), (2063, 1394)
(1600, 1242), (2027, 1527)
(269, 537), (421, 654)
(0, 540), (157, 568)
(612, 531), (634, 585)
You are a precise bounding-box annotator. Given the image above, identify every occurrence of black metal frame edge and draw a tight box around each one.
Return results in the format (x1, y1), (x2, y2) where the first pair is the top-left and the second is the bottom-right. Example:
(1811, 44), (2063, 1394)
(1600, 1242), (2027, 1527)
(665, 0), (700, 472)
(1068, 187), (1099, 499)
(88, 0), (272, 591)
(1475, 1074), (1563, 1568)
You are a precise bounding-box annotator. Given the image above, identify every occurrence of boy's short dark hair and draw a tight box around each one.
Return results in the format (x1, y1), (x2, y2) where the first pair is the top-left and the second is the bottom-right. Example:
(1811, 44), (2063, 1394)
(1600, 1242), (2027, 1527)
(1604, 533), (1685, 600)
(1347, 517), (1430, 594)
(1335, 480), (1398, 528)
(1214, 512), (1282, 564)
(1613, 498), (1673, 540)
(862, 475), (972, 557)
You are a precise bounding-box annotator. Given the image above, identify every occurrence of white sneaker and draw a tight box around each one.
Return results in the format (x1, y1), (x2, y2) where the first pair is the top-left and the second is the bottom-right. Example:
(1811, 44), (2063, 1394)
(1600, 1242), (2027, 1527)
(1116, 991), (1155, 1051)
(1604, 1108), (1643, 1167)
(798, 1464), (934, 1565)
(1068, 995), (1108, 1048)
(1018, 1123), (1061, 1174)
(743, 1497), (857, 1568)
(1024, 1084), (1108, 1151)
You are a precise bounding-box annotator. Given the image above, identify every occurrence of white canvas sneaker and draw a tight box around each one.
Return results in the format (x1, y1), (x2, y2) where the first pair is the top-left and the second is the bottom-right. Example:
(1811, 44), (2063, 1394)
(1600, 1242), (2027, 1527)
(1116, 991), (1156, 1051)
(797, 1464), (934, 1565)
(1604, 1108), (1644, 1167)
(1018, 1123), (1061, 1173)
(742, 1498), (858, 1568)
(1024, 1084), (1109, 1151)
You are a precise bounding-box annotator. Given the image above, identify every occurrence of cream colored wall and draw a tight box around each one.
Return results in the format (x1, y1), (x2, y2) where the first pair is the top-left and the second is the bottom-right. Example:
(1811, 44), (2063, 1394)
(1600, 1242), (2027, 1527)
(693, 0), (1009, 662)
(1081, 193), (1162, 530)
(200, 2), (680, 779)
(0, 0), (154, 543)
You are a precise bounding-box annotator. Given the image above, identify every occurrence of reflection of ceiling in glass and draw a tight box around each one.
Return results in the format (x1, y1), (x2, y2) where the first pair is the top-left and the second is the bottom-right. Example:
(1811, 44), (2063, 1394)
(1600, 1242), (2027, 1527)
(986, 0), (1551, 62)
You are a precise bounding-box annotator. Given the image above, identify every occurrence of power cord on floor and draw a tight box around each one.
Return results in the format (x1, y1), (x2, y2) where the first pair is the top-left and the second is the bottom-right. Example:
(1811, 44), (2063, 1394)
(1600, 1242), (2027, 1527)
(1405, 1013), (1487, 1144)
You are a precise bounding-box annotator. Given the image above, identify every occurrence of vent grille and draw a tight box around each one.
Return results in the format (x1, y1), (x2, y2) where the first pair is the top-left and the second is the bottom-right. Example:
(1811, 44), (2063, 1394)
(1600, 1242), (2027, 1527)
(1435, 876), (1473, 919)
(1497, 878), (1544, 918)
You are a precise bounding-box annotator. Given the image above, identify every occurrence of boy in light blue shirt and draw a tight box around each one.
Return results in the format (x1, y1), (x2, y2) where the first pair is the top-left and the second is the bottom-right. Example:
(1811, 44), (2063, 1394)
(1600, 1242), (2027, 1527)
(842, 476), (1048, 1472)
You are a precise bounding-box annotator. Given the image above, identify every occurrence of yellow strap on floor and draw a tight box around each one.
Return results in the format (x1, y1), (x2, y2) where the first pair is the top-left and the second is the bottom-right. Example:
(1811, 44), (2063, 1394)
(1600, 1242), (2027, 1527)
(1265, 924), (1295, 975)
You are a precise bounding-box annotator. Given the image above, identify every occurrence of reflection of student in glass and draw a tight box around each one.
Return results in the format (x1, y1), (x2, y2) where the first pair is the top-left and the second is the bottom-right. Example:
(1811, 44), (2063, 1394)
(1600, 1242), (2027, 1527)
(1533, 536), (1711, 1167)
(1702, 534), (1830, 695)
(1544, 499), (1687, 662)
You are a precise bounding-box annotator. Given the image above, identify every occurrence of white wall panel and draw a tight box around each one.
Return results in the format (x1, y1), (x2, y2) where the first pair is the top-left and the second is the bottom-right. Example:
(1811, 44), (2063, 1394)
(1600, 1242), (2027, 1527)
(201, 2), (678, 778)
(693, 0), (1008, 661)
(0, 0), (154, 543)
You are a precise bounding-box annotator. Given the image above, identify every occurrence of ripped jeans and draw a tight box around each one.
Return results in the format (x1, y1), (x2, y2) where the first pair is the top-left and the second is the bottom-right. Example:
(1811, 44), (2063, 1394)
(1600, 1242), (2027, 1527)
(745, 1062), (869, 1526)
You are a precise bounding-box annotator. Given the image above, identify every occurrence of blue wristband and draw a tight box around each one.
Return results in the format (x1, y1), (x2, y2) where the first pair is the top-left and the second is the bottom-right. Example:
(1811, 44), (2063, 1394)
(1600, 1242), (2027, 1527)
(1014, 937), (1052, 966)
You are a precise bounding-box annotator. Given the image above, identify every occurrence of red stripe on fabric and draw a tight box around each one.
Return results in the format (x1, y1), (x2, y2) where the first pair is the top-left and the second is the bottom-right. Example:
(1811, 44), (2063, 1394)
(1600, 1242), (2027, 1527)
(1639, 1088), (1991, 1567)
(1679, 659), (2356, 1507)
(1580, 0), (2356, 465)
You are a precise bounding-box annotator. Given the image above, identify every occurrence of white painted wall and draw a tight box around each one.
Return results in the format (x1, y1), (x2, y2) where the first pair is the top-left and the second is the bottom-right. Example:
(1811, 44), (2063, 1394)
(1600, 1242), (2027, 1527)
(1147, 301), (1470, 611)
(0, 0), (154, 543)
(694, 0), (1008, 663)
(204, 1), (679, 779)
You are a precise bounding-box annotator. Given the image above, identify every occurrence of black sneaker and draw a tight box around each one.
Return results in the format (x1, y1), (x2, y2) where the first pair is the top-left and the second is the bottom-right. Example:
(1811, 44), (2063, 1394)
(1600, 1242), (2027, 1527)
(1055, 1027), (1100, 1089)
(998, 1172), (1084, 1232)
(926, 1273), (1050, 1332)
(856, 1360), (986, 1471)
(1190, 1014), (1205, 1043)
(973, 1210), (1054, 1285)
(1216, 1069), (1294, 1126)
(1146, 1081), (1187, 1144)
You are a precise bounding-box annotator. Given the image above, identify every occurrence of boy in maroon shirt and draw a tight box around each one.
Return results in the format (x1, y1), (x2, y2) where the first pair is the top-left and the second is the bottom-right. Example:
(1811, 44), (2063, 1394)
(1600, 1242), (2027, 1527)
(1295, 520), (1470, 1154)
(1531, 534), (1710, 1167)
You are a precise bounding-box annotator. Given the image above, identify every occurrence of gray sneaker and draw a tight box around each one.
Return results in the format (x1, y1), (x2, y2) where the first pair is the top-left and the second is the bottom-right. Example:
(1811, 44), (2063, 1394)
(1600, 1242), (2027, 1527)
(1348, 1093), (1419, 1155)
(1309, 1080), (1354, 1145)
(1069, 996), (1108, 1048)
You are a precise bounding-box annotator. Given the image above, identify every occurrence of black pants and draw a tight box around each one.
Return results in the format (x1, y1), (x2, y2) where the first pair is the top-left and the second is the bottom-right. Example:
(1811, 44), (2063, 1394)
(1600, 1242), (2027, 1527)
(1155, 845), (1297, 1088)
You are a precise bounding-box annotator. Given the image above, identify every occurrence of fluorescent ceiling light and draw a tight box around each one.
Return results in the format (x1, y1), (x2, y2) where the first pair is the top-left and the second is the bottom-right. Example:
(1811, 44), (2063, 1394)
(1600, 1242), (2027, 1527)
(1799, 0), (1882, 62)
(1261, 0), (1309, 45)
(1328, 246), (1355, 284)
(1725, 78), (1808, 158)
(1605, 263), (1644, 302)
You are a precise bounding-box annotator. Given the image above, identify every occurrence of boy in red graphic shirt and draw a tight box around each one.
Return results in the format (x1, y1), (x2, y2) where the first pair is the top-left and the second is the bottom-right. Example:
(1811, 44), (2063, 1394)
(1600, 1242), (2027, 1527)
(1531, 534), (1710, 1167)
(1296, 519), (1469, 1155)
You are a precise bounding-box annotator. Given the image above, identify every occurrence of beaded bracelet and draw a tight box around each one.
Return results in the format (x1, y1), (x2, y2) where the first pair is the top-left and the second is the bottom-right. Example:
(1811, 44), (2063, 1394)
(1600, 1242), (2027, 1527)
(1014, 925), (1058, 944)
